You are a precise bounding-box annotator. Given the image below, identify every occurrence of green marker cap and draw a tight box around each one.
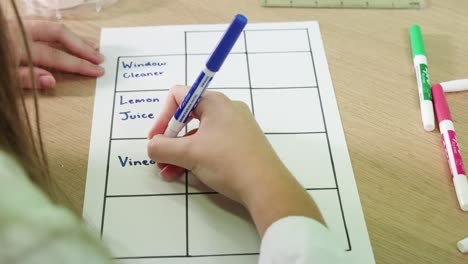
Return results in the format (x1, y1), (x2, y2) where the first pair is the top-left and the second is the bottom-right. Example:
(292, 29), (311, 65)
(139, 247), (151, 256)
(409, 24), (426, 58)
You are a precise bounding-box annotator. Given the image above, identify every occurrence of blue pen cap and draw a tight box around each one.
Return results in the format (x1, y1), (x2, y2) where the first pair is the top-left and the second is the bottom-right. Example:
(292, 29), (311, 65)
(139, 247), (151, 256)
(206, 14), (247, 72)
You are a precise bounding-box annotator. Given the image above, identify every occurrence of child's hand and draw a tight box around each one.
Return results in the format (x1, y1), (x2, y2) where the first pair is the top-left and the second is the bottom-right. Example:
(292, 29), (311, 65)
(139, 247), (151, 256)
(147, 85), (281, 203)
(147, 85), (323, 236)
(12, 20), (104, 89)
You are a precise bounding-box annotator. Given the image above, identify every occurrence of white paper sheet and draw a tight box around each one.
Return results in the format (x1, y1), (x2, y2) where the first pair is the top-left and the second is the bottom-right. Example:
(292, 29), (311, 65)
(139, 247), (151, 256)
(83, 21), (375, 264)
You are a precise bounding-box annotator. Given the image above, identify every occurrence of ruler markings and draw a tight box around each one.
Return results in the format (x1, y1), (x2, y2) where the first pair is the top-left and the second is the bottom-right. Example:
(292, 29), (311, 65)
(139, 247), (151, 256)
(260, 0), (427, 9)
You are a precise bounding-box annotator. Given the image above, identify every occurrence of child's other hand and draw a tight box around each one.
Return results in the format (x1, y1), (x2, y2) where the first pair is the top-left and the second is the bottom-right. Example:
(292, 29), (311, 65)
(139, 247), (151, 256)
(12, 20), (104, 89)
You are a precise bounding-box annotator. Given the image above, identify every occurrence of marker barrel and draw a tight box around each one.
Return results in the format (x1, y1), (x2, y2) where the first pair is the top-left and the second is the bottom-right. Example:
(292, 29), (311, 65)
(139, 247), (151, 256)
(433, 84), (468, 211)
(413, 55), (435, 131)
(458, 237), (468, 253)
(163, 14), (247, 137)
(440, 79), (468, 93)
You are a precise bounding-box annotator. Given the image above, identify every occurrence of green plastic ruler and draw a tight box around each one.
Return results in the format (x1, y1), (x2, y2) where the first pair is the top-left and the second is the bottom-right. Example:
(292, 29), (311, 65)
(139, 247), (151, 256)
(260, 0), (427, 9)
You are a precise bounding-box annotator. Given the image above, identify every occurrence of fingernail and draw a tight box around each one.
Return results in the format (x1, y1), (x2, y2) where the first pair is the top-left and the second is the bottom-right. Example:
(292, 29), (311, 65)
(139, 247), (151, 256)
(38, 76), (56, 89)
(94, 65), (105, 76)
(159, 166), (169, 178)
(156, 162), (165, 169)
(95, 52), (105, 63)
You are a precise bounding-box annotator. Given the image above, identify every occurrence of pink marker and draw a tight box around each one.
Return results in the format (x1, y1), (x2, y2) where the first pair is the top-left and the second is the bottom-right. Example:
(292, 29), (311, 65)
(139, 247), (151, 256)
(432, 84), (468, 211)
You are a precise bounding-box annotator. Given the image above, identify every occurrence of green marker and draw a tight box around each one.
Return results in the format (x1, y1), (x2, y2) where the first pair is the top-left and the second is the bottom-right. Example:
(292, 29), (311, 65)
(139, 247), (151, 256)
(410, 25), (435, 131)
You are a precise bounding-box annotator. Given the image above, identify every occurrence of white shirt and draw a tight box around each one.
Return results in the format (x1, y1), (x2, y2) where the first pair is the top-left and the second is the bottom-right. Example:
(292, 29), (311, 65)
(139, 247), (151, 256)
(0, 151), (345, 263)
(260, 216), (347, 263)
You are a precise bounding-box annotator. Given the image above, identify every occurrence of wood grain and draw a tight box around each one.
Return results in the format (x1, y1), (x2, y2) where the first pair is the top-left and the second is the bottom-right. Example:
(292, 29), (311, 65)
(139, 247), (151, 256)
(29, 1), (468, 263)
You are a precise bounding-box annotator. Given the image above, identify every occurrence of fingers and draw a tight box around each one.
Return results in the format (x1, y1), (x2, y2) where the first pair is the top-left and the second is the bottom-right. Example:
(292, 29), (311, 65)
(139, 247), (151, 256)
(232, 100), (252, 113)
(157, 163), (167, 170)
(17, 66), (56, 89)
(160, 165), (185, 181)
(191, 90), (232, 120)
(148, 85), (228, 138)
(83, 38), (99, 50)
(147, 134), (193, 170)
(148, 85), (190, 138)
(25, 21), (103, 64)
(28, 42), (104, 77)
(151, 128), (199, 180)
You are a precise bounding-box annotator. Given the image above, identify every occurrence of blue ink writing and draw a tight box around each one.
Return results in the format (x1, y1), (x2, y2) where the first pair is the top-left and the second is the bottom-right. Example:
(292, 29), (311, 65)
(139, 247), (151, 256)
(123, 72), (164, 79)
(121, 60), (167, 79)
(122, 61), (166, 69)
(120, 111), (155, 121)
(118, 155), (156, 167)
(120, 95), (159, 105)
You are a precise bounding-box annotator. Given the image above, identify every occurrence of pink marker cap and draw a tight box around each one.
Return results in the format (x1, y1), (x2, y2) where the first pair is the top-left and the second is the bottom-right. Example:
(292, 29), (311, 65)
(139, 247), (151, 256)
(432, 83), (452, 123)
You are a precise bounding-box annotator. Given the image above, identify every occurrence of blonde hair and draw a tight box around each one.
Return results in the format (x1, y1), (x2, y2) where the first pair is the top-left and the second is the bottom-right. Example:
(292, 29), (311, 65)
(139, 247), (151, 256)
(0, 0), (56, 199)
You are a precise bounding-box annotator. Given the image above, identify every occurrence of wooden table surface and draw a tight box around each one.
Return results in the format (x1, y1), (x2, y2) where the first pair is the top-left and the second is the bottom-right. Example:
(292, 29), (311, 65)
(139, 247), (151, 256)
(34, 1), (468, 263)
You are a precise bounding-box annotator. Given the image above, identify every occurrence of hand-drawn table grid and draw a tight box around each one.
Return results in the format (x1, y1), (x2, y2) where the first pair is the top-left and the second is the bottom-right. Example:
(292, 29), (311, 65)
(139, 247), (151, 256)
(99, 28), (351, 260)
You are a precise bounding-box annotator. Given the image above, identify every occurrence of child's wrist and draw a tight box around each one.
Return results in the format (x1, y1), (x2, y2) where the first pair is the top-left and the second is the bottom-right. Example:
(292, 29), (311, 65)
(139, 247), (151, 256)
(235, 160), (324, 237)
(236, 160), (291, 211)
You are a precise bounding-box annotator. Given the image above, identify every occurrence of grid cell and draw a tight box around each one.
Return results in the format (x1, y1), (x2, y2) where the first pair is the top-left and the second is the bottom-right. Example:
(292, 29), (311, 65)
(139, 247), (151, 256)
(186, 31), (246, 54)
(245, 29), (310, 53)
(266, 133), (335, 188)
(252, 88), (325, 133)
(248, 52), (316, 88)
(186, 88), (252, 132)
(117, 55), (185, 92)
(188, 194), (260, 255)
(187, 53), (249, 88)
(112, 91), (167, 139)
(102, 195), (186, 258)
(107, 139), (185, 196)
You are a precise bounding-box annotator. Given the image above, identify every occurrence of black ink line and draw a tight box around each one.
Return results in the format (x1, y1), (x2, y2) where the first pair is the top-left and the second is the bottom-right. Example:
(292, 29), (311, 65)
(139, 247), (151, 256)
(115, 252), (259, 259)
(185, 28), (307, 33)
(264, 131), (326, 135)
(106, 193), (188, 198)
(243, 31), (255, 117)
(305, 187), (339, 191)
(100, 58), (120, 237)
(187, 191), (218, 195)
(116, 89), (170, 93)
(306, 28), (352, 251)
(251, 86), (318, 90)
(115, 86), (318, 93)
(111, 137), (147, 140)
(118, 54), (186, 58)
(116, 50), (315, 59)
(187, 50), (311, 56)
(184, 31), (190, 257)
(243, 28), (309, 32)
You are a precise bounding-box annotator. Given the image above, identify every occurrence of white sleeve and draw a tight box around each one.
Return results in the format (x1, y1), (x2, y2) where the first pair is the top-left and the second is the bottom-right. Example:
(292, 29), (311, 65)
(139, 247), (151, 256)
(259, 216), (347, 264)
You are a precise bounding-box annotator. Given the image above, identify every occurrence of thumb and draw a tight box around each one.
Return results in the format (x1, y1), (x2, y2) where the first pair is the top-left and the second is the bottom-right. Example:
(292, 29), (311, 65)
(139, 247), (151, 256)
(17, 66), (56, 89)
(147, 135), (193, 170)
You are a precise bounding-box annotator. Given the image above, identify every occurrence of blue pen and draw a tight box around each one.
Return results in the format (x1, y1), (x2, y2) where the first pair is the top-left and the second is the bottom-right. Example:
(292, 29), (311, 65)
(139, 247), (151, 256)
(164, 14), (248, 137)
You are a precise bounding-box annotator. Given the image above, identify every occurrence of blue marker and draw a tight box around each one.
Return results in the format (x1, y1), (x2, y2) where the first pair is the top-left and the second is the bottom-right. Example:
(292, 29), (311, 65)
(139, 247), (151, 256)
(164, 14), (248, 137)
